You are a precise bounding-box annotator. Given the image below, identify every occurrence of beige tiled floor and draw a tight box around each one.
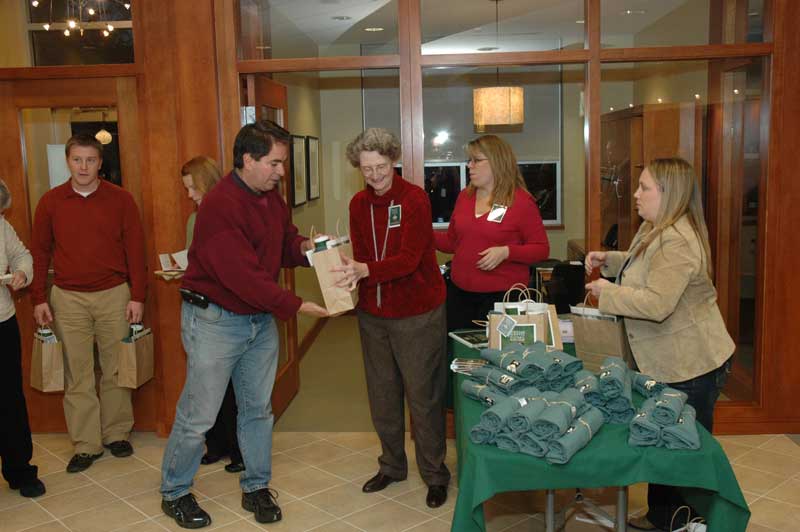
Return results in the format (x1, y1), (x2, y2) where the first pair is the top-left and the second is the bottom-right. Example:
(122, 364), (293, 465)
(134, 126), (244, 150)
(2, 432), (799, 531)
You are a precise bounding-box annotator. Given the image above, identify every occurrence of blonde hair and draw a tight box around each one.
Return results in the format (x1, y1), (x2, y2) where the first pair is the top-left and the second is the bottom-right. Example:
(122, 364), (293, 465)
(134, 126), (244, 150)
(465, 135), (529, 207)
(634, 158), (713, 278)
(345, 128), (401, 167)
(181, 156), (222, 196)
(0, 179), (11, 212)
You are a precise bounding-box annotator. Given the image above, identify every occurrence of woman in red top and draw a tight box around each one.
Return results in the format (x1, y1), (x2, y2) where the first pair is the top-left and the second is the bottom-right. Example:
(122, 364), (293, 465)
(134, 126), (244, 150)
(435, 135), (549, 330)
(333, 128), (450, 510)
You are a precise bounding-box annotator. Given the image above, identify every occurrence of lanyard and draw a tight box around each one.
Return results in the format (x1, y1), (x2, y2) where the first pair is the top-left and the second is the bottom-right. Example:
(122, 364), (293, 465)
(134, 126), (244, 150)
(369, 200), (393, 307)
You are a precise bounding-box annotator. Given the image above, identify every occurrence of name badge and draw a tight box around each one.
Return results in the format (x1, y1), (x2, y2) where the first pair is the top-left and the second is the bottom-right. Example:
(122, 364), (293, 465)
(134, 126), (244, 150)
(388, 205), (402, 228)
(487, 204), (507, 223)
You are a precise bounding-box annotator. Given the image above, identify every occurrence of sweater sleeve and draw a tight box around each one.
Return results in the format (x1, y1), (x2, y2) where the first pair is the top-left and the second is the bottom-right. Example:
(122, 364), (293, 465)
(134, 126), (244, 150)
(505, 194), (550, 264)
(349, 197), (369, 264)
(598, 232), (698, 322)
(30, 194), (54, 305)
(364, 190), (433, 286)
(122, 194), (148, 302)
(4, 220), (33, 287)
(280, 211), (310, 268)
(601, 251), (628, 278)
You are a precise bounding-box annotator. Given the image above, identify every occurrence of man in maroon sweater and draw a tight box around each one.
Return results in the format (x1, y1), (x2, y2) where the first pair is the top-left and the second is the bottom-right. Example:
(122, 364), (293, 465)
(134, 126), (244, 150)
(31, 134), (146, 473)
(160, 120), (327, 529)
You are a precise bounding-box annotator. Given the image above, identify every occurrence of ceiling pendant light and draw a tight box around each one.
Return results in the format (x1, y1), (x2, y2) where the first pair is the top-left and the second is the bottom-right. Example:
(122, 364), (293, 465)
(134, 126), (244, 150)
(95, 110), (113, 145)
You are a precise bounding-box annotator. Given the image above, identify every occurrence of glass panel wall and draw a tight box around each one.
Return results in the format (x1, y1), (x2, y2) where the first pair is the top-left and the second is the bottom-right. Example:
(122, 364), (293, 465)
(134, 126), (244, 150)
(601, 0), (765, 48)
(420, 0), (585, 55)
(238, 0), (399, 60)
(600, 58), (767, 402)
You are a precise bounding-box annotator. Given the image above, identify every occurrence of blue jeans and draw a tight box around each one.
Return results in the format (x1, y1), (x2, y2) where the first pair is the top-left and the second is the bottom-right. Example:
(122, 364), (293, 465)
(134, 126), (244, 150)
(160, 302), (279, 500)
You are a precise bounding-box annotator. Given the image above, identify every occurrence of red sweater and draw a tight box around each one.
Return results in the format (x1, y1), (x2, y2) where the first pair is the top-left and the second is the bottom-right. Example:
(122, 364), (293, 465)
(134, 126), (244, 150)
(434, 188), (549, 293)
(350, 175), (445, 318)
(31, 180), (147, 305)
(182, 173), (309, 320)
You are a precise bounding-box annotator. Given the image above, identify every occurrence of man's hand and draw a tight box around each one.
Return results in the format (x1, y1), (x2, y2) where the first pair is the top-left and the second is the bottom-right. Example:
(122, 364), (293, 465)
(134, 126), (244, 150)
(331, 254), (368, 290)
(585, 251), (608, 274)
(9, 271), (27, 291)
(126, 301), (145, 323)
(299, 301), (329, 318)
(34, 303), (53, 326)
(476, 246), (509, 271)
(585, 278), (611, 298)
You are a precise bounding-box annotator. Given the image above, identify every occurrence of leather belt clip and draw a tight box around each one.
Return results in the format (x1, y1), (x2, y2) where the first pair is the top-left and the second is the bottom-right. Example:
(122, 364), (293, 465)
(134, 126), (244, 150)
(179, 288), (210, 309)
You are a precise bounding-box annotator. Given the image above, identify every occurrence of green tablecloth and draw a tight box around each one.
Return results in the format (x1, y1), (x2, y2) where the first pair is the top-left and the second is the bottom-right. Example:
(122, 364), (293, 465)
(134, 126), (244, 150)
(451, 341), (750, 532)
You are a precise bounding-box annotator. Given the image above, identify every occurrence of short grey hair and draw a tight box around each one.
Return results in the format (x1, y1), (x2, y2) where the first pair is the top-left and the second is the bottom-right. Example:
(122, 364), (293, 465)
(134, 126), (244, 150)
(345, 128), (401, 167)
(0, 179), (11, 212)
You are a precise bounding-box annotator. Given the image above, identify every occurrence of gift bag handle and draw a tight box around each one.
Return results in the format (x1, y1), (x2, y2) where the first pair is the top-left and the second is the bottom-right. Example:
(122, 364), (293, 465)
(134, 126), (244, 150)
(503, 283), (532, 303)
(583, 291), (599, 308)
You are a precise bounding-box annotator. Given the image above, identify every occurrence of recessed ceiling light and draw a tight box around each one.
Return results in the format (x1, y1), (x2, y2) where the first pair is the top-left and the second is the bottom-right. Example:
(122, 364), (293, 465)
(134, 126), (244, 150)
(575, 19), (585, 24)
(609, 107), (615, 111)
(622, 9), (646, 15)
(332, 16), (351, 21)
(695, 93), (701, 100)
(628, 103), (634, 108)
(477, 46), (499, 52)
(734, 88), (740, 94)
(364, 27), (384, 32)
(657, 98), (663, 103)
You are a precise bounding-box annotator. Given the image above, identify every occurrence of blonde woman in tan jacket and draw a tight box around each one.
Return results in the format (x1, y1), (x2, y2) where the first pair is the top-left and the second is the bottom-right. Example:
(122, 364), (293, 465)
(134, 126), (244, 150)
(0, 179), (45, 498)
(585, 158), (734, 531)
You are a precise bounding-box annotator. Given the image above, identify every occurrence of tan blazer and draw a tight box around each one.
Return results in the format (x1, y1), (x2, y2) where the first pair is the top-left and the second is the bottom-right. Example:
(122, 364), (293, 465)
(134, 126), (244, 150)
(598, 215), (734, 383)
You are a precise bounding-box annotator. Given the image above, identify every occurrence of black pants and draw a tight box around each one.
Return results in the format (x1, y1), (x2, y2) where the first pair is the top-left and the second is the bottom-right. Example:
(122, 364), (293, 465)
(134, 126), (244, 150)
(0, 316), (38, 486)
(204, 380), (242, 463)
(646, 357), (733, 530)
(445, 280), (505, 332)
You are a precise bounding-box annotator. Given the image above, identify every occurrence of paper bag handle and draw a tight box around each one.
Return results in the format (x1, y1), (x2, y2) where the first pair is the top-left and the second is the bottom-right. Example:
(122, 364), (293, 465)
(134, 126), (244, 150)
(583, 291), (599, 308)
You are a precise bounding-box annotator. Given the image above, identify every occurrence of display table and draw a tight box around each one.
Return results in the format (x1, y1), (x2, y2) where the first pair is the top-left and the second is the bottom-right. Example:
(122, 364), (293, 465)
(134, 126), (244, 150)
(451, 342), (750, 532)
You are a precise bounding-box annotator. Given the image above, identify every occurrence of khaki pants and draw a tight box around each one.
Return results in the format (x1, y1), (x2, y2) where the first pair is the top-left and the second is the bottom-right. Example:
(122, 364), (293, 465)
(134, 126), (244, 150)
(50, 283), (133, 454)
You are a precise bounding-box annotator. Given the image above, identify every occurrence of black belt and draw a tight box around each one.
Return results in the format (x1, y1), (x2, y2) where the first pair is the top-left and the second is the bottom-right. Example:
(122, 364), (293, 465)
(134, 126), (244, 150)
(179, 288), (210, 309)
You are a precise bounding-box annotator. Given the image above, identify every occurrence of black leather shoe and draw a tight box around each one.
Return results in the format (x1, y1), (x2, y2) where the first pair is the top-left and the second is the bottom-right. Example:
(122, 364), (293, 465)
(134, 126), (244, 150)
(200, 452), (224, 465)
(426, 485), (448, 508)
(9, 479), (46, 498)
(225, 461), (245, 473)
(162, 493), (211, 529)
(361, 472), (402, 493)
(242, 488), (281, 523)
(66, 452), (104, 473)
(104, 440), (134, 458)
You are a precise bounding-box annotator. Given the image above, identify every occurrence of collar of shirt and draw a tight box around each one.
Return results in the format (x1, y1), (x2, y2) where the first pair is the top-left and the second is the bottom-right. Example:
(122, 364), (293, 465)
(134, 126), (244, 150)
(64, 179), (104, 199)
(232, 169), (264, 197)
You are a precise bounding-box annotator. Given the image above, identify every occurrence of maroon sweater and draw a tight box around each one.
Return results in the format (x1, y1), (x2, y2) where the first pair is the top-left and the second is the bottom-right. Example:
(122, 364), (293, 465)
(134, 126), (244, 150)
(31, 180), (147, 305)
(182, 172), (308, 320)
(350, 175), (445, 318)
(434, 188), (549, 293)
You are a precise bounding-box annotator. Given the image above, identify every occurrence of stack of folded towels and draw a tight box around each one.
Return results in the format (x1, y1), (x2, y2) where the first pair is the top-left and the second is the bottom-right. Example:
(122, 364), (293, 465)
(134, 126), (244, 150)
(465, 383), (605, 465)
(628, 388), (701, 450)
(572, 356), (635, 424)
(477, 342), (584, 393)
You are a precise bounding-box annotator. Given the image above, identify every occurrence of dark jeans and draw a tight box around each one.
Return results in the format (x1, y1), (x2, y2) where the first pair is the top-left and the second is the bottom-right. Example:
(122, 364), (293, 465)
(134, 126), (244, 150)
(646, 357), (733, 530)
(205, 380), (242, 463)
(445, 280), (505, 332)
(0, 316), (38, 486)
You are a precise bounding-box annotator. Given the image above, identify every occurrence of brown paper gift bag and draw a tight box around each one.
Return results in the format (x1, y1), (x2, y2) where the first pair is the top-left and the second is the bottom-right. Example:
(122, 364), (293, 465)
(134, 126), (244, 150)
(309, 233), (358, 316)
(570, 295), (631, 373)
(117, 328), (155, 388)
(30, 329), (64, 393)
(485, 284), (563, 351)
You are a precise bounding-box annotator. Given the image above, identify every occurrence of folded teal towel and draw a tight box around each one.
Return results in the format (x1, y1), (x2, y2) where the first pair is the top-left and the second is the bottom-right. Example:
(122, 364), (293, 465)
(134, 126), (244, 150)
(513, 386), (544, 401)
(518, 342), (564, 381)
(495, 431), (522, 453)
(652, 388), (689, 426)
(599, 357), (630, 399)
(609, 408), (635, 424)
(574, 370), (605, 406)
(596, 403), (610, 423)
(519, 432), (549, 457)
(529, 388), (583, 439)
(461, 379), (507, 407)
(632, 372), (666, 398)
(469, 423), (495, 445)
(545, 374), (575, 393)
(546, 407), (605, 464)
(480, 396), (523, 432)
(607, 395), (633, 413)
(479, 346), (544, 380)
(507, 396), (551, 432)
(628, 398), (661, 446)
(549, 350), (584, 375)
(467, 366), (528, 394)
(662, 405), (701, 450)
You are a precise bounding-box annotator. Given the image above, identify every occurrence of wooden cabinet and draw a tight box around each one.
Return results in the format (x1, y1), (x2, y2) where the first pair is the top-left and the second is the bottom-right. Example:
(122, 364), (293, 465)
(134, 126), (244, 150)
(600, 103), (704, 250)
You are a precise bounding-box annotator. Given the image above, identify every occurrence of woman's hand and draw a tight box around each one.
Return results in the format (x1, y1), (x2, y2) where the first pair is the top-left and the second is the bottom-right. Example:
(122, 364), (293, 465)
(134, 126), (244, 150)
(299, 301), (329, 318)
(585, 251), (608, 274)
(476, 246), (509, 271)
(9, 270), (27, 291)
(332, 254), (368, 291)
(585, 278), (611, 298)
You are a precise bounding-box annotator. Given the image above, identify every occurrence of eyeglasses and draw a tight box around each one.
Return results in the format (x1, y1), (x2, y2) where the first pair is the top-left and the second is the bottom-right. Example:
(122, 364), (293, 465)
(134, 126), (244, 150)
(467, 157), (488, 165)
(360, 163), (390, 177)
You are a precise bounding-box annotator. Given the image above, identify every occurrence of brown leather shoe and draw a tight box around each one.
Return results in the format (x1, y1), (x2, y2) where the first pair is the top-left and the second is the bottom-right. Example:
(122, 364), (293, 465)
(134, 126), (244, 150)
(628, 515), (658, 530)
(361, 472), (402, 493)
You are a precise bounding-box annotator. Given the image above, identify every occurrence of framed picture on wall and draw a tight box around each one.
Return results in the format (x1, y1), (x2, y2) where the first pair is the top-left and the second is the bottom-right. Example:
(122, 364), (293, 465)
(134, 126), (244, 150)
(518, 161), (561, 226)
(291, 135), (307, 207)
(306, 136), (320, 200)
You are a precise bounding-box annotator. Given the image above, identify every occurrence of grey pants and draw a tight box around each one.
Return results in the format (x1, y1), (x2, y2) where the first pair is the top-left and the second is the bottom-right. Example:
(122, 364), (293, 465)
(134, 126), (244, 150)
(357, 304), (451, 487)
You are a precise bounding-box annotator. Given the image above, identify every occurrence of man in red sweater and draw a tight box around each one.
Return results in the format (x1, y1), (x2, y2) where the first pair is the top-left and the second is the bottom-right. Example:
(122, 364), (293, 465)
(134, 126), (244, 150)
(31, 134), (147, 473)
(159, 121), (328, 529)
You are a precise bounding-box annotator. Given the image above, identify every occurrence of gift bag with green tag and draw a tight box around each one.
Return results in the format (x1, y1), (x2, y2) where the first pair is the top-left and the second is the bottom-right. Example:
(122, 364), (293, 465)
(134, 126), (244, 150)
(484, 284), (562, 351)
(30, 327), (64, 393)
(117, 324), (154, 388)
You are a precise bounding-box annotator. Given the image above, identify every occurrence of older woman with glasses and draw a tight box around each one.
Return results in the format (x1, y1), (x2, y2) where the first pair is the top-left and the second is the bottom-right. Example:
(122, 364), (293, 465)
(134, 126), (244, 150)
(333, 128), (450, 509)
(435, 134), (549, 330)
(0, 179), (45, 498)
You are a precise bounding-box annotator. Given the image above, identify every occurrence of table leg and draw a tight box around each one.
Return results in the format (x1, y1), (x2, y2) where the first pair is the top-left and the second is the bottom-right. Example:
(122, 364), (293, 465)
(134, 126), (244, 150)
(546, 490), (556, 532)
(616, 486), (628, 532)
